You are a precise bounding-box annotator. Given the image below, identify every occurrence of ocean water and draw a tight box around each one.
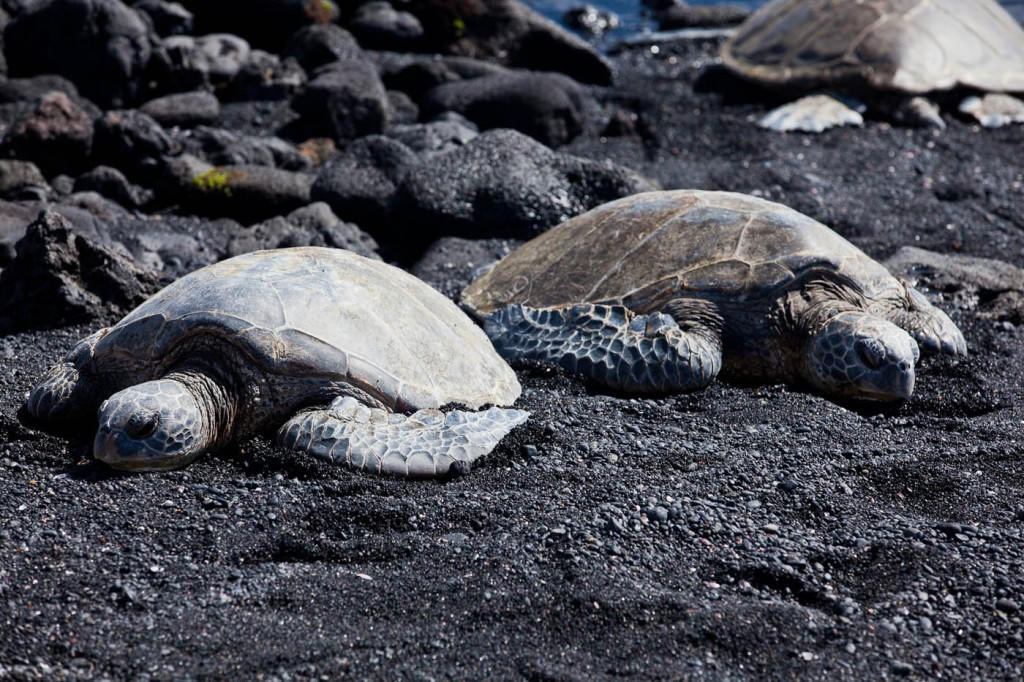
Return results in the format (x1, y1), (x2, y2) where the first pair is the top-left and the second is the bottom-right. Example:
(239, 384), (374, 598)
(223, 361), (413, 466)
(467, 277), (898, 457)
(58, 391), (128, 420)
(523, 0), (1024, 47)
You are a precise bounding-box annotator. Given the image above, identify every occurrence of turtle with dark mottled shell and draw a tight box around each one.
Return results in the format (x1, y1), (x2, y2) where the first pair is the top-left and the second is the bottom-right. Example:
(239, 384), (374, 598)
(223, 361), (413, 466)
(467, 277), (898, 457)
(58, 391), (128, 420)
(462, 191), (966, 402)
(720, 0), (1024, 131)
(28, 247), (527, 475)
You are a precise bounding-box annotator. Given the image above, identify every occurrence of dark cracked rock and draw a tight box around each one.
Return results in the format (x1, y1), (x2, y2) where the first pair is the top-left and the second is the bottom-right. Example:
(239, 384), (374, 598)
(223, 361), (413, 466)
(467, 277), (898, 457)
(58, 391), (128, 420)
(0, 90), (94, 176)
(398, 128), (658, 239)
(4, 0), (153, 108)
(227, 201), (380, 259)
(292, 59), (391, 142)
(406, 0), (612, 84)
(0, 210), (157, 331)
(419, 70), (591, 147)
(885, 246), (1024, 325)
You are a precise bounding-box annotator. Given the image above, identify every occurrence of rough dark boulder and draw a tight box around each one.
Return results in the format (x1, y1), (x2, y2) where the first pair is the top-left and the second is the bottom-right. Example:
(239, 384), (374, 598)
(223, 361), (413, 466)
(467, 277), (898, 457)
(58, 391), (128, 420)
(346, 1), (424, 51)
(227, 202), (380, 259)
(0, 160), (49, 201)
(419, 70), (590, 147)
(172, 127), (313, 170)
(139, 91), (220, 128)
(91, 109), (174, 178)
(291, 59), (391, 141)
(73, 166), (152, 209)
(405, 0), (612, 85)
(0, 210), (158, 332)
(885, 246), (1024, 325)
(399, 128), (657, 238)
(310, 134), (418, 233)
(3, 0), (153, 108)
(656, 3), (749, 30)
(132, 0), (193, 36)
(176, 0), (339, 51)
(0, 91), (94, 176)
(167, 156), (316, 222)
(283, 23), (362, 71)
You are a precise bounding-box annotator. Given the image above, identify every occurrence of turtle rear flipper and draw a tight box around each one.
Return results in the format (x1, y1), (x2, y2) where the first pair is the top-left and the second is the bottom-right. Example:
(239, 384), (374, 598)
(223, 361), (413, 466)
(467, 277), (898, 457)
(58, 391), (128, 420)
(277, 396), (529, 477)
(959, 93), (1024, 128)
(758, 94), (865, 133)
(484, 303), (723, 394)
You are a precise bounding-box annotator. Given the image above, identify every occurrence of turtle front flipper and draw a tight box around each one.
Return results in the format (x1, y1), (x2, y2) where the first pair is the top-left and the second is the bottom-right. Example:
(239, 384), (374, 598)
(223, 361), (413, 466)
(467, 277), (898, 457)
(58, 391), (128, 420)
(484, 303), (722, 393)
(277, 397), (529, 477)
(27, 328), (110, 423)
(884, 284), (968, 356)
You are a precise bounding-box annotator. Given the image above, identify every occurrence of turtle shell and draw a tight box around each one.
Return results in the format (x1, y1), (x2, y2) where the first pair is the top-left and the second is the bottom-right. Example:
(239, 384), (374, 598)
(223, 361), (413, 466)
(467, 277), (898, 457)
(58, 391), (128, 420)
(461, 190), (896, 315)
(721, 0), (1024, 93)
(89, 247), (520, 411)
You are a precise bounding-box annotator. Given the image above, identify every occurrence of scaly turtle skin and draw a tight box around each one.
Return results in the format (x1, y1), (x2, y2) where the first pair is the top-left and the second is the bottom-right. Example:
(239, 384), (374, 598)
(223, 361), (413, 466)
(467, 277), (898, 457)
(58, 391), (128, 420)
(462, 190), (966, 403)
(721, 0), (1024, 131)
(28, 247), (527, 475)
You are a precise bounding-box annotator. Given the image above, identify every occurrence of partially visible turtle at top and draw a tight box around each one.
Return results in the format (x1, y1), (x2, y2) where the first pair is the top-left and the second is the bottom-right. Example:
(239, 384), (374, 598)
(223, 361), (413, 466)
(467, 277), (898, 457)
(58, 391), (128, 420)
(27, 247), (527, 475)
(720, 0), (1024, 132)
(462, 190), (966, 403)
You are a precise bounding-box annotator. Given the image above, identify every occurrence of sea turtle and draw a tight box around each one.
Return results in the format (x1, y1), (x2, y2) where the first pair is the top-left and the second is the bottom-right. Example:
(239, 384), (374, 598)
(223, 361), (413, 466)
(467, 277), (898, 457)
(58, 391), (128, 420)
(27, 247), (528, 475)
(720, 0), (1024, 132)
(461, 190), (966, 402)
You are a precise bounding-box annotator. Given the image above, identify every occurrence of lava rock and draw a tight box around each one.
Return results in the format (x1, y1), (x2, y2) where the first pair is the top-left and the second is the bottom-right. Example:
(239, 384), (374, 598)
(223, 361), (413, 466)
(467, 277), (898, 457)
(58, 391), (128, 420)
(399, 128), (658, 238)
(173, 126), (312, 170)
(347, 1), (424, 51)
(387, 90), (419, 126)
(657, 3), (749, 30)
(152, 33), (252, 93)
(140, 91), (221, 128)
(292, 59), (390, 141)
(384, 56), (508, 100)
(0, 160), (49, 201)
(0, 91), (94, 176)
(411, 235), (518, 299)
(0, 75), (99, 117)
(406, 0), (612, 85)
(92, 109), (175, 179)
(310, 134), (418, 233)
(132, 0), (193, 35)
(419, 70), (590, 147)
(4, 0), (153, 108)
(228, 201), (379, 259)
(177, 0), (339, 52)
(73, 166), (152, 210)
(885, 246), (1024, 324)
(386, 118), (478, 156)
(283, 23), (362, 71)
(0, 210), (158, 332)
(175, 158), (315, 222)
(224, 50), (307, 102)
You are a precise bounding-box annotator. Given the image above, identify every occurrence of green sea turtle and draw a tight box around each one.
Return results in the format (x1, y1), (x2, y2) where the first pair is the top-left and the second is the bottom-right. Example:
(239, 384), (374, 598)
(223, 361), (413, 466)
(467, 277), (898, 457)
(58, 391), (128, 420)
(27, 247), (527, 475)
(462, 190), (966, 402)
(720, 0), (1024, 132)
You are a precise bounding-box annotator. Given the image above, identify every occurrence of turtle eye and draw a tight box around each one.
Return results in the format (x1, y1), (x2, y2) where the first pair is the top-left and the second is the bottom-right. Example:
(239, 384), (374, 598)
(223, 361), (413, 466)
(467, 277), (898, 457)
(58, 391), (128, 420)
(856, 340), (881, 370)
(124, 412), (160, 439)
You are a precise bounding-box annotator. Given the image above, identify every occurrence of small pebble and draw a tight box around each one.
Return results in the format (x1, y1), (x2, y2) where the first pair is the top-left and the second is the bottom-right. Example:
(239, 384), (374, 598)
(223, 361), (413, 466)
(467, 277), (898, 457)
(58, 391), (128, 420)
(995, 598), (1019, 614)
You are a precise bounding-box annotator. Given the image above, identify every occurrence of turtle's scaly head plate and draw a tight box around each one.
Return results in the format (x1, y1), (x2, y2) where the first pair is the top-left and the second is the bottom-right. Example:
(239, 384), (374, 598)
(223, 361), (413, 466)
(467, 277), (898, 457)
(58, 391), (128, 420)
(94, 379), (208, 471)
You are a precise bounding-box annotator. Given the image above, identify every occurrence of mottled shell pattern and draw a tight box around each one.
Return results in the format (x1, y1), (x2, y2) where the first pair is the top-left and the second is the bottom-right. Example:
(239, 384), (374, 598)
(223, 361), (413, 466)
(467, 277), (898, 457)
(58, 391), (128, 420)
(722, 0), (1024, 93)
(89, 247), (521, 412)
(462, 190), (898, 316)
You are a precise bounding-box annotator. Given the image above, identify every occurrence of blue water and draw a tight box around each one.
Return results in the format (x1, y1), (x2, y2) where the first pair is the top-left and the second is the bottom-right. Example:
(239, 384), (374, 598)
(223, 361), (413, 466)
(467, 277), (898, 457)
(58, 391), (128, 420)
(524, 0), (1024, 46)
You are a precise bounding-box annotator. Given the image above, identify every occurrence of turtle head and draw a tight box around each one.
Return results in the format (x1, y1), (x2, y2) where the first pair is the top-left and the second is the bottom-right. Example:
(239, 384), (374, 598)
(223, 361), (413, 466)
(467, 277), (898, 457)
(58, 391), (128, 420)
(805, 312), (920, 402)
(93, 379), (213, 471)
